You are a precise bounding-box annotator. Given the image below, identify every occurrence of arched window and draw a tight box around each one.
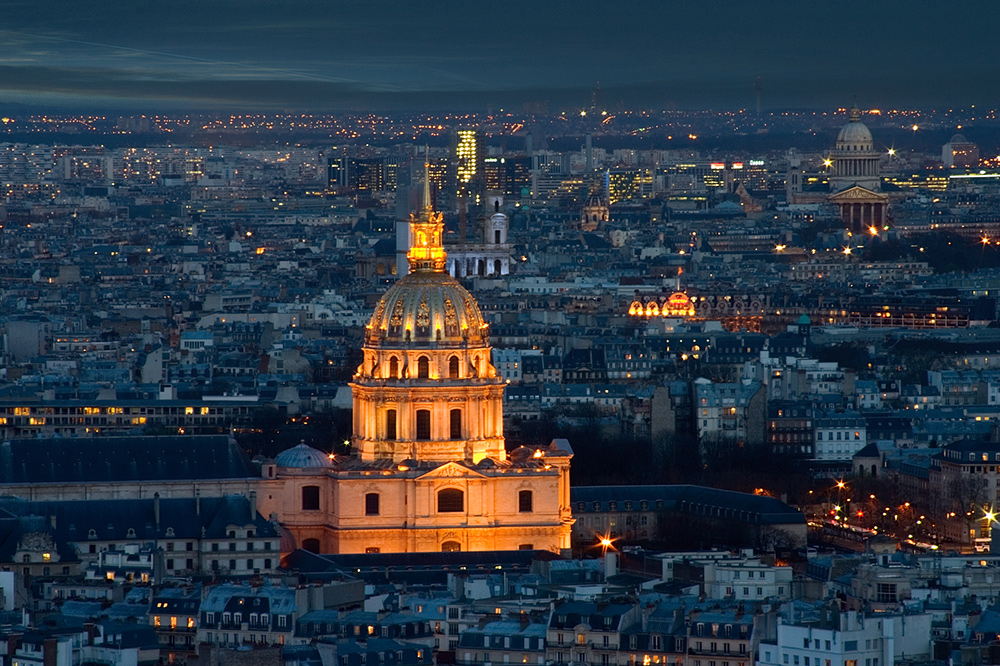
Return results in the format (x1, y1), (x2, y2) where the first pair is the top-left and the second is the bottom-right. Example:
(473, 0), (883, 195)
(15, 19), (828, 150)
(494, 259), (502, 274)
(441, 541), (461, 552)
(302, 538), (321, 553)
(416, 410), (431, 440)
(302, 486), (320, 511)
(450, 409), (462, 440)
(438, 489), (464, 513)
(386, 409), (397, 441)
(449, 356), (460, 379)
(417, 356), (429, 379)
(519, 490), (533, 513)
(389, 356), (399, 379)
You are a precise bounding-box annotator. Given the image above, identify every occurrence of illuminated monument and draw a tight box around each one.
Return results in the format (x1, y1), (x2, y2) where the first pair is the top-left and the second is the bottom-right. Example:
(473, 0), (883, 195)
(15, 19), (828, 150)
(261, 174), (573, 554)
(826, 105), (889, 232)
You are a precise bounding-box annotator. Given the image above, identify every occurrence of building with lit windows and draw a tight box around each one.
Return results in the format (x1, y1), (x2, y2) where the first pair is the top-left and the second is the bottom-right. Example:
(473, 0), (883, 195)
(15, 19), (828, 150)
(456, 129), (482, 203)
(259, 177), (573, 554)
(943, 134), (980, 169)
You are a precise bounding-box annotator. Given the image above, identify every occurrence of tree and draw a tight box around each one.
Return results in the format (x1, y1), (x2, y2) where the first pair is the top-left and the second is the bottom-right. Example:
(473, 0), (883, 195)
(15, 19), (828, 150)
(947, 474), (990, 542)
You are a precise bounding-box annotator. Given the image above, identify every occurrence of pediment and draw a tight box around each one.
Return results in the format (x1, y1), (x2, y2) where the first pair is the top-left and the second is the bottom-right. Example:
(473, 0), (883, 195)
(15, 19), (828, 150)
(828, 186), (889, 203)
(416, 461), (485, 479)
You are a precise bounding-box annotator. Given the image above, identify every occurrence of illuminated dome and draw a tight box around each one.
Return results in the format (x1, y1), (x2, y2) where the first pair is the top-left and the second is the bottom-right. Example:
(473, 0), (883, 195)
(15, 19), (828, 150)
(365, 271), (489, 348)
(275, 442), (331, 468)
(836, 106), (874, 150)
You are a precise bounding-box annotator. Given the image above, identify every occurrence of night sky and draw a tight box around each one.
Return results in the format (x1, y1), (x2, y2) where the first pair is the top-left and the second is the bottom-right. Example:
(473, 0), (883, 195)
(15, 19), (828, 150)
(1, 0), (998, 111)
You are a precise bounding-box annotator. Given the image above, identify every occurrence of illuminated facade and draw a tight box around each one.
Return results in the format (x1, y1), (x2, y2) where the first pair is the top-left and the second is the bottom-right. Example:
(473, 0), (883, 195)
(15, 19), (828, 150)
(827, 106), (889, 231)
(829, 106), (881, 192)
(260, 177), (573, 554)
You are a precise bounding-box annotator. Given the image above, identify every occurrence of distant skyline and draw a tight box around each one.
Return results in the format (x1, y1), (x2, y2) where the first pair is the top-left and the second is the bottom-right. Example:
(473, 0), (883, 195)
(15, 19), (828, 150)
(1, 0), (999, 111)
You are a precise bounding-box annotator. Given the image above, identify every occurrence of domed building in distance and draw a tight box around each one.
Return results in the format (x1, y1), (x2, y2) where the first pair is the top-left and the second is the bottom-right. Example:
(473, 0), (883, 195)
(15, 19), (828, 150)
(258, 177), (574, 555)
(826, 105), (890, 233)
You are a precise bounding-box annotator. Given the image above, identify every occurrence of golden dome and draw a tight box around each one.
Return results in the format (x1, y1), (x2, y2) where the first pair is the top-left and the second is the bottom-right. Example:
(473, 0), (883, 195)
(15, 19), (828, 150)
(364, 165), (489, 349)
(365, 270), (489, 348)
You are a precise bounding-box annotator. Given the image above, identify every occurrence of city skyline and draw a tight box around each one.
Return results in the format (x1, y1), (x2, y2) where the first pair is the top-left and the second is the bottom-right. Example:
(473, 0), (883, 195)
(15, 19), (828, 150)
(2, 1), (999, 111)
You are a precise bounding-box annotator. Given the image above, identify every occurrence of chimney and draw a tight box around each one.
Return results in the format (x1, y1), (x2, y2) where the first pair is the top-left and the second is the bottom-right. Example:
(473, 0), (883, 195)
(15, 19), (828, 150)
(153, 493), (161, 530)
(195, 489), (201, 516)
(519, 613), (530, 631)
(49, 514), (56, 530)
(249, 491), (257, 517)
(604, 552), (617, 579)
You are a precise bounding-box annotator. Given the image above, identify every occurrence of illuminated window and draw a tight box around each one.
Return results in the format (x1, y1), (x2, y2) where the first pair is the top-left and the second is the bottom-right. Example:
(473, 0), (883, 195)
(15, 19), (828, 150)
(389, 356), (399, 379)
(184, 407), (194, 415)
(438, 489), (464, 513)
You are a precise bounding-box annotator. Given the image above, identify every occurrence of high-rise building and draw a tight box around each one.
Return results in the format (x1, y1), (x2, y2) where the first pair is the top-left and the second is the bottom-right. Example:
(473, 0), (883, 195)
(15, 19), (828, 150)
(455, 128), (483, 204)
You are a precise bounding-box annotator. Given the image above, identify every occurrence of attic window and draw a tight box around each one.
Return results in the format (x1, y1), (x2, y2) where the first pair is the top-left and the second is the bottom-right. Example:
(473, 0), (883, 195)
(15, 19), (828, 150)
(165, 528), (175, 537)
(126, 528), (136, 538)
(88, 529), (97, 539)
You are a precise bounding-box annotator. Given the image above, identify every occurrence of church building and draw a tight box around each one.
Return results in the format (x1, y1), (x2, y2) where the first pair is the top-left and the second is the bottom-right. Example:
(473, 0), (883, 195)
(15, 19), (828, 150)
(258, 176), (573, 555)
(826, 106), (889, 232)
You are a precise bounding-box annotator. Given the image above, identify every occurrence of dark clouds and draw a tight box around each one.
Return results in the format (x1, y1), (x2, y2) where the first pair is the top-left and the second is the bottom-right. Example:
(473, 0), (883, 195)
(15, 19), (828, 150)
(0, 0), (998, 110)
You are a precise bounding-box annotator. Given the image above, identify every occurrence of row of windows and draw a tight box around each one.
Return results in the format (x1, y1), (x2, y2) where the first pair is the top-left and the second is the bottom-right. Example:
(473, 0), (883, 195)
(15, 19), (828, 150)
(383, 355), (468, 380)
(302, 488), (533, 514)
(385, 409), (462, 441)
(385, 409), (462, 442)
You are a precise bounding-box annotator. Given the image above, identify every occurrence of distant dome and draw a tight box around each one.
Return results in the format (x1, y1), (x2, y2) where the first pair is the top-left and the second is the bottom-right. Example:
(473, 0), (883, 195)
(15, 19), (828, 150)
(365, 271), (489, 348)
(275, 442), (331, 468)
(797, 314), (811, 325)
(836, 106), (873, 149)
(949, 133), (968, 143)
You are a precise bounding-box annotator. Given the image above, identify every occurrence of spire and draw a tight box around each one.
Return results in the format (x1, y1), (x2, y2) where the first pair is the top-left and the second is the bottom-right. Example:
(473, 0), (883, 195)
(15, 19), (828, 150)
(407, 159), (447, 273)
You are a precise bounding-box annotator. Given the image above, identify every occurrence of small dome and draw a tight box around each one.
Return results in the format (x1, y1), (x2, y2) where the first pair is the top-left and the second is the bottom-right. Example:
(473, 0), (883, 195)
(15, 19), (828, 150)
(275, 442), (331, 468)
(365, 270), (489, 348)
(797, 314), (812, 325)
(949, 133), (968, 143)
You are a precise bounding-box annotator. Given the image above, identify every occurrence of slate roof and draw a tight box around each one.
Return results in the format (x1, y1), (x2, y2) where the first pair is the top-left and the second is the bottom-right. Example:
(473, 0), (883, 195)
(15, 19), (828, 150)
(0, 495), (276, 546)
(571, 485), (805, 525)
(0, 435), (257, 484)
